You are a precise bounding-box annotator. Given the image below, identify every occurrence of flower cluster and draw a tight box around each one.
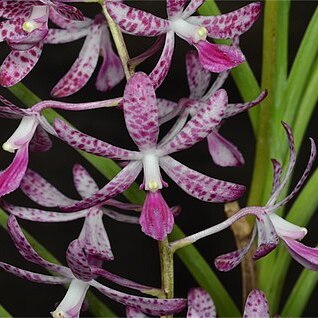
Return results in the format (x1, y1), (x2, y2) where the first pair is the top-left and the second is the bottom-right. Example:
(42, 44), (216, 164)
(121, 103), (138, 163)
(0, 0), (317, 317)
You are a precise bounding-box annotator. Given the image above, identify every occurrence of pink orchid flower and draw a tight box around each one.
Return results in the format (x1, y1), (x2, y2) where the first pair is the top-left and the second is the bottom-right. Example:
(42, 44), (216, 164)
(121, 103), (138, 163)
(53, 72), (245, 241)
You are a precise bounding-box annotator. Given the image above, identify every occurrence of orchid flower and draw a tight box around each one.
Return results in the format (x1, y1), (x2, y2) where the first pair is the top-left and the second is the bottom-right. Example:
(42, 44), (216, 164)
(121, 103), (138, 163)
(53, 72), (245, 240)
(0, 96), (121, 197)
(45, 14), (124, 97)
(0, 215), (186, 317)
(0, 0), (84, 86)
(158, 49), (267, 167)
(214, 122), (318, 272)
(106, 0), (261, 88)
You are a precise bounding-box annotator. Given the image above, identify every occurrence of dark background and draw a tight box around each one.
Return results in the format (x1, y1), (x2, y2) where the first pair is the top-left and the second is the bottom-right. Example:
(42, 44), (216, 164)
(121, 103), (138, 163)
(0, 1), (317, 317)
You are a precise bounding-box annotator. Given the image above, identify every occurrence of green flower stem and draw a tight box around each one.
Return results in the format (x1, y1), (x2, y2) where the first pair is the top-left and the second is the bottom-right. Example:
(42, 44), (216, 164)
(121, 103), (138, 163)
(265, 168), (318, 314)
(0, 209), (117, 318)
(7, 83), (240, 316)
(281, 264), (318, 317)
(169, 226), (241, 317)
(0, 305), (11, 317)
(101, 2), (132, 79)
(198, 0), (261, 134)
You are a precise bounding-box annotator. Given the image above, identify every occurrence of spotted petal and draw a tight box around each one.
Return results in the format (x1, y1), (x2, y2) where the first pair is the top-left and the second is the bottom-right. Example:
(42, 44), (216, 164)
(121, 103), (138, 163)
(29, 126), (52, 152)
(225, 90), (267, 118)
(160, 89), (227, 155)
(45, 26), (89, 44)
(187, 288), (216, 318)
(243, 289), (269, 318)
(54, 119), (140, 160)
(187, 2), (262, 39)
(123, 72), (159, 151)
(0, 144), (29, 197)
(2, 200), (87, 222)
(0, 1), (36, 19)
(160, 156), (245, 202)
(126, 307), (148, 318)
(95, 25), (124, 92)
(7, 215), (72, 277)
(102, 208), (139, 224)
(215, 227), (256, 272)
(166, 0), (186, 19)
(51, 23), (102, 97)
(81, 207), (114, 261)
(90, 280), (186, 316)
(207, 132), (244, 167)
(20, 169), (76, 207)
(253, 212), (279, 260)
(60, 161), (143, 212)
(182, 0), (205, 19)
(0, 43), (43, 86)
(186, 50), (211, 98)
(0, 261), (69, 284)
(149, 31), (175, 90)
(67, 239), (93, 281)
(106, 2), (171, 36)
(157, 98), (181, 125)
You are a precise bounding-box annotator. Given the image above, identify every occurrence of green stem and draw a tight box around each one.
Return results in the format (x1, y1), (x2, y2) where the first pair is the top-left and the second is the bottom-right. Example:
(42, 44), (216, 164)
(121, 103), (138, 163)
(198, 0), (261, 134)
(0, 209), (117, 317)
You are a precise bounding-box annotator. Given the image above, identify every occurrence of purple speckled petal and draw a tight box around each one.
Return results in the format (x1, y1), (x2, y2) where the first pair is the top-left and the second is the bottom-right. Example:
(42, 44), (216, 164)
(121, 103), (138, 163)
(2, 200), (87, 222)
(243, 289), (269, 318)
(270, 159), (282, 195)
(106, 2), (171, 36)
(29, 126), (52, 152)
(0, 1), (35, 19)
(207, 131), (244, 167)
(105, 199), (141, 211)
(187, 2), (262, 39)
(187, 288), (216, 318)
(271, 138), (316, 210)
(102, 208), (140, 224)
(45, 26), (89, 44)
(7, 215), (72, 276)
(186, 50), (211, 98)
(20, 169), (76, 207)
(166, 0), (186, 19)
(194, 40), (245, 73)
(160, 156), (245, 202)
(0, 43), (43, 87)
(126, 307), (148, 318)
(215, 227), (256, 272)
(140, 190), (174, 241)
(0, 261), (69, 284)
(0, 18), (24, 43)
(149, 31), (175, 90)
(182, 0), (205, 19)
(157, 98), (181, 125)
(82, 207), (114, 261)
(267, 122), (296, 206)
(0, 100), (27, 119)
(60, 161), (143, 212)
(129, 35), (165, 68)
(72, 164), (99, 199)
(92, 266), (159, 293)
(90, 280), (186, 316)
(54, 119), (141, 161)
(283, 238), (318, 270)
(67, 239), (93, 281)
(225, 90), (267, 118)
(160, 89), (227, 155)
(0, 143), (29, 197)
(95, 25), (124, 92)
(51, 2), (84, 22)
(123, 72), (159, 150)
(253, 212), (279, 260)
(51, 23), (102, 97)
